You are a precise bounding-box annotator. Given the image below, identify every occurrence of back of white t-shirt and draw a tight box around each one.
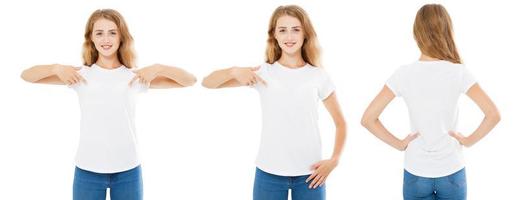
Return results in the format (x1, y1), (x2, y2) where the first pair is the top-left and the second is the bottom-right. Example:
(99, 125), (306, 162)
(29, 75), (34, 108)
(386, 60), (476, 178)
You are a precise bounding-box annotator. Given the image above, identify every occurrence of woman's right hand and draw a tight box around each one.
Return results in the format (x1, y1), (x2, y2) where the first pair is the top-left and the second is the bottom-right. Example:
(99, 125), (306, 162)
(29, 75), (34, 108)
(230, 66), (266, 86)
(398, 132), (419, 151)
(52, 64), (86, 85)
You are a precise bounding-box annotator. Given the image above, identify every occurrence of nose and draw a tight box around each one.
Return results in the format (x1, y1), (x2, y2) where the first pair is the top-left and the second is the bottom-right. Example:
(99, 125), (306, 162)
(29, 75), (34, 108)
(101, 36), (110, 43)
(287, 31), (294, 40)
(100, 34), (110, 43)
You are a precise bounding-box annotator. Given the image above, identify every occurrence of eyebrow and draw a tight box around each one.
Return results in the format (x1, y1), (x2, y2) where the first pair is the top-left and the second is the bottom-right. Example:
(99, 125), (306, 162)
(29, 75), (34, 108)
(277, 26), (302, 29)
(93, 29), (118, 32)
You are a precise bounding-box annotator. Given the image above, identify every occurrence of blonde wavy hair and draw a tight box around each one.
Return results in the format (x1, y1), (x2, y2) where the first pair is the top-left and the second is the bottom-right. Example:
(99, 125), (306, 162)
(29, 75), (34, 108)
(266, 5), (321, 67)
(82, 9), (136, 68)
(414, 4), (461, 64)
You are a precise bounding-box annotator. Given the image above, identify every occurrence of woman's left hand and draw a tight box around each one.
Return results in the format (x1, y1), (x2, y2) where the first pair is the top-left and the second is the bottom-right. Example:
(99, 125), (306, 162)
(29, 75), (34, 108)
(129, 64), (163, 86)
(449, 131), (473, 147)
(306, 159), (338, 189)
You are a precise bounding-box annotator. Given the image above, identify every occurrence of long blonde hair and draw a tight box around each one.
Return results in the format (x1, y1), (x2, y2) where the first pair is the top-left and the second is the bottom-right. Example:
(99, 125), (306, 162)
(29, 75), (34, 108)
(266, 5), (321, 67)
(413, 4), (461, 64)
(82, 9), (136, 68)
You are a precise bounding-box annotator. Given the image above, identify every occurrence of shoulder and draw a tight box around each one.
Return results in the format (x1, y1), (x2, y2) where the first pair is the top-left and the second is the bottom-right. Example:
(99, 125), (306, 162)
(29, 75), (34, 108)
(453, 62), (467, 70)
(256, 62), (272, 75)
(435, 61), (468, 75)
(311, 66), (330, 79)
(304, 65), (334, 85)
(390, 62), (419, 77)
(78, 65), (91, 71)
(122, 66), (135, 73)
(76, 65), (91, 75)
(259, 62), (272, 70)
(398, 62), (416, 71)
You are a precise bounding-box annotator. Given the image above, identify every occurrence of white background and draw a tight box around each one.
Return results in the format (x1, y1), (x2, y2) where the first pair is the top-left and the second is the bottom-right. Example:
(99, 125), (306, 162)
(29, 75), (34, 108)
(1, 0), (517, 199)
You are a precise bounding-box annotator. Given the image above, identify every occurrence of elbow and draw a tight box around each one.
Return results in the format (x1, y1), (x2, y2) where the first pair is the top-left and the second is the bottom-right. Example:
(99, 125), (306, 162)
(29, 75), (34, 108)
(336, 119), (347, 139)
(360, 119), (368, 128)
(20, 70), (34, 83)
(191, 76), (198, 86)
(360, 116), (374, 128)
(336, 118), (347, 131)
(184, 76), (197, 87)
(488, 110), (501, 124)
(201, 77), (217, 89)
(494, 112), (501, 124)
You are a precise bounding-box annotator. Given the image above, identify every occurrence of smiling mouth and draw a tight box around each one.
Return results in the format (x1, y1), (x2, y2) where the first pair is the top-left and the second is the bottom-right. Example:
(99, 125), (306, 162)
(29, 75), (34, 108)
(100, 44), (112, 50)
(284, 42), (296, 47)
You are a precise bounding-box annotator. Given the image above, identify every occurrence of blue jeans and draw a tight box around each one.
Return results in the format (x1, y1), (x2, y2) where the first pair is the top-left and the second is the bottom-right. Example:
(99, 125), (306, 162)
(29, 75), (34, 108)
(403, 168), (466, 200)
(73, 166), (143, 200)
(253, 167), (325, 200)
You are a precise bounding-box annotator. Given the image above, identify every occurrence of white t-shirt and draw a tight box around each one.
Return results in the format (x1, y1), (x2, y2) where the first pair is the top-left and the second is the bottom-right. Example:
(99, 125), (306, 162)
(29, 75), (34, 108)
(254, 62), (335, 176)
(386, 60), (476, 178)
(71, 64), (147, 173)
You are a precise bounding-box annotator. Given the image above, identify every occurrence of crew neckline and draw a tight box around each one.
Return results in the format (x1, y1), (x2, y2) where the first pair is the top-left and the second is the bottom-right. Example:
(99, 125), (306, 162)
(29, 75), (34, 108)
(416, 59), (448, 64)
(92, 64), (125, 72)
(274, 61), (309, 71)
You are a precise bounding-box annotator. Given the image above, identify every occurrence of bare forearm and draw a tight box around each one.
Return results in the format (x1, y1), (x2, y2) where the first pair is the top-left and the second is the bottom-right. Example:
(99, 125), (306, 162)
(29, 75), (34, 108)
(155, 64), (196, 87)
(465, 113), (501, 147)
(330, 124), (346, 161)
(21, 64), (58, 83)
(363, 119), (404, 150)
(202, 67), (234, 88)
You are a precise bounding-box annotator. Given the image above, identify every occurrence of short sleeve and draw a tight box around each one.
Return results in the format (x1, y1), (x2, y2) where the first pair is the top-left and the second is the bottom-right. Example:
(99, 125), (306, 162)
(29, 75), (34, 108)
(460, 65), (476, 93)
(386, 67), (403, 97)
(131, 82), (148, 93)
(253, 63), (269, 90)
(68, 66), (87, 91)
(128, 68), (149, 93)
(318, 69), (336, 100)
(68, 82), (80, 90)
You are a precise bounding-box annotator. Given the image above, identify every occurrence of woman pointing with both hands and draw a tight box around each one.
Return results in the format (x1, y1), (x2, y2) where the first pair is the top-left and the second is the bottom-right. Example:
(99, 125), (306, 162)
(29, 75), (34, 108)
(21, 9), (196, 200)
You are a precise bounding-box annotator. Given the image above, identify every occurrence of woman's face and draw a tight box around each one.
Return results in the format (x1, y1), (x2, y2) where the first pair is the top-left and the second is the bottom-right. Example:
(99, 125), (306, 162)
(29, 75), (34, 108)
(274, 15), (304, 56)
(91, 18), (120, 58)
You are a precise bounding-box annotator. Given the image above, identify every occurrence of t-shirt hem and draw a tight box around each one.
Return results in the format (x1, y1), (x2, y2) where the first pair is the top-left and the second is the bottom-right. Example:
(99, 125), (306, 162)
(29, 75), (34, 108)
(256, 163), (312, 177)
(75, 162), (141, 174)
(404, 164), (465, 178)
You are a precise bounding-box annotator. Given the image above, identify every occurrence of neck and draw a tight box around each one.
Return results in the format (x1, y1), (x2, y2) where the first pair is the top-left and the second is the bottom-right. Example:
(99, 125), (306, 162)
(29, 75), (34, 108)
(419, 54), (440, 61)
(96, 54), (122, 69)
(278, 51), (305, 68)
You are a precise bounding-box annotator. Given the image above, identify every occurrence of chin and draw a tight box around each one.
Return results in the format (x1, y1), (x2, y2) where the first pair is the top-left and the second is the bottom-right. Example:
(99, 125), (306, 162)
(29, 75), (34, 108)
(282, 49), (301, 55)
(98, 51), (117, 57)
